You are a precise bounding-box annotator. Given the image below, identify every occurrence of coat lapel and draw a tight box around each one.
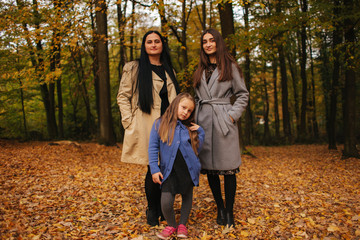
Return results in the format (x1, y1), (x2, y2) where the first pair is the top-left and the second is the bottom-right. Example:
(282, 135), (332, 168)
(200, 71), (212, 99)
(208, 67), (219, 91)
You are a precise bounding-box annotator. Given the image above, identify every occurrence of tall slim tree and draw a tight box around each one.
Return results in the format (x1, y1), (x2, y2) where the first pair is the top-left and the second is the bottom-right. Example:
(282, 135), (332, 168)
(95, 0), (116, 145)
(129, 0), (135, 61)
(329, 0), (341, 149)
(242, 0), (254, 145)
(342, 0), (359, 158)
(51, 0), (64, 138)
(117, 0), (128, 76)
(276, 0), (292, 142)
(272, 57), (280, 139)
(286, 47), (300, 137)
(29, 0), (58, 139)
(261, 60), (271, 144)
(308, 31), (319, 139)
(299, 0), (308, 139)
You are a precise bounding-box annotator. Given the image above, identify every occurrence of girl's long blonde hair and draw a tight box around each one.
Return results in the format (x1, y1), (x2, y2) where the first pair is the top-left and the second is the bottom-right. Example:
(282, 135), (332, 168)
(156, 92), (200, 155)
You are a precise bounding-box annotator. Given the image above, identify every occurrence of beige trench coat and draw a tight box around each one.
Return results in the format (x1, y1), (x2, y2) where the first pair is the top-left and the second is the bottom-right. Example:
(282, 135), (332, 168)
(117, 61), (178, 165)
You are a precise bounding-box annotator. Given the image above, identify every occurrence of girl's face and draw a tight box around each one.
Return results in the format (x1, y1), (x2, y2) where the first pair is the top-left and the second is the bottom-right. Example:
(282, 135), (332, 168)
(145, 33), (163, 57)
(177, 98), (195, 121)
(202, 33), (217, 56)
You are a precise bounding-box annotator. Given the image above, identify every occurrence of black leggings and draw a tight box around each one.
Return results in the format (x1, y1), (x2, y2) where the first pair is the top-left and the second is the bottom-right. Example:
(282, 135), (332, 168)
(145, 166), (161, 213)
(207, 174), (236, 212)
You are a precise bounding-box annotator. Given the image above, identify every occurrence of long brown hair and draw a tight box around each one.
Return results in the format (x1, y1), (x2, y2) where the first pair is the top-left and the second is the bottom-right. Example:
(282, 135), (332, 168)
(193, 28), (242, 88)
(156, 92), (200, 155)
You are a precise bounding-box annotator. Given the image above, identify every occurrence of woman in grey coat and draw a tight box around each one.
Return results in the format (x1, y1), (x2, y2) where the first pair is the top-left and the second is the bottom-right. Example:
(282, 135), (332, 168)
(193, 29), (249, 227)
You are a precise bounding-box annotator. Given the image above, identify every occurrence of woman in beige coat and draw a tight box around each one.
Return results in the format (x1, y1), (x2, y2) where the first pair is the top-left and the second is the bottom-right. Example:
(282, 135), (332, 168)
(117, 30), (180, 226)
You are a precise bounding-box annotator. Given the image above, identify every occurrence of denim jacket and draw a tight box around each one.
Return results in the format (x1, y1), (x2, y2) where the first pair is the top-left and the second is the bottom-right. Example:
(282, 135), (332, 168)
(148, 120), (205, 186)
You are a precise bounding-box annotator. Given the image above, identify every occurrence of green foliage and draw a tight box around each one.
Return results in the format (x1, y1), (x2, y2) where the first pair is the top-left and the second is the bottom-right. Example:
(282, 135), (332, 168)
(176, 58), (199, 95)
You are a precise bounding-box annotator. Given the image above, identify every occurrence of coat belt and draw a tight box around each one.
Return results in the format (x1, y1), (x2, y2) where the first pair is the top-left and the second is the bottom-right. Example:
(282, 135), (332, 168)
(196, 98), (231, 136)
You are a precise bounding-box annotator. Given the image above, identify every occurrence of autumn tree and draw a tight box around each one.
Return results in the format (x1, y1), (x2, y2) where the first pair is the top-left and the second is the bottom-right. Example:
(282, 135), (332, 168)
(155, 0), (194, 68)
(95, 0), (116, 145)
(342, 0), (359, 158)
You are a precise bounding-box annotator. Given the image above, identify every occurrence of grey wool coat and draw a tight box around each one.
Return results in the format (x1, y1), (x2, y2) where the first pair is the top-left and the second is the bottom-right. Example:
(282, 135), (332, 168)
(195, 63), (249, 171)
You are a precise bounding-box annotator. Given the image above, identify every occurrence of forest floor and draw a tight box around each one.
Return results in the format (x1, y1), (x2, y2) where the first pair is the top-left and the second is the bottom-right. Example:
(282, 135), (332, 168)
(0, 140), (359, 240)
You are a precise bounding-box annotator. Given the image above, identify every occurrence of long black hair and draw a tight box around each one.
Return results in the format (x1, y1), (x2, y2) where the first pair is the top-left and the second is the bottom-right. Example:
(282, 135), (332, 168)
(137, 30), (180, 114)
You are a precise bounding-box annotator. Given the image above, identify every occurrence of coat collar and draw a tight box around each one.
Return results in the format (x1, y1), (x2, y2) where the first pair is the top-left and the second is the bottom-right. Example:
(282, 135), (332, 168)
(177, 120), (188, 130)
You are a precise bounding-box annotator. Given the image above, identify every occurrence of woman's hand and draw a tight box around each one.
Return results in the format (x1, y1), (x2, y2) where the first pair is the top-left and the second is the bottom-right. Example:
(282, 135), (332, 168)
(152, 172), (163, 184)
(229, 115), (235, 123)
(189, 122), (200, 131)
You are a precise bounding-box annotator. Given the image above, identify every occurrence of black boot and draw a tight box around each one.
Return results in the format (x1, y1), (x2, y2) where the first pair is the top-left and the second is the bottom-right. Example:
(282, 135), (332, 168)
(216, 207), (226, 226)
(145, 167), (160, 226)
(226, 210), (235, 228)
(146, 208), (159, 226)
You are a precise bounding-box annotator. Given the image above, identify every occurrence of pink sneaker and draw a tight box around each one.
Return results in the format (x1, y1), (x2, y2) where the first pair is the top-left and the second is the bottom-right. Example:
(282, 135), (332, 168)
(177, 224), (188, 238)
(156, 226), (176, 239)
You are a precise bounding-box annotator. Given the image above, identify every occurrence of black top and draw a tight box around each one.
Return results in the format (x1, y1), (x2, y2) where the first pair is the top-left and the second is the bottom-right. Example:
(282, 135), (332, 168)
(151, 64), (169, 115)
(205, 63), (217, 84)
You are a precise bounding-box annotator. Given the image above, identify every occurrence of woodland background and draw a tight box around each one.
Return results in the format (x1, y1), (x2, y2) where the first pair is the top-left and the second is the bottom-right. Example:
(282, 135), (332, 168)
(0, 0), (359, 157)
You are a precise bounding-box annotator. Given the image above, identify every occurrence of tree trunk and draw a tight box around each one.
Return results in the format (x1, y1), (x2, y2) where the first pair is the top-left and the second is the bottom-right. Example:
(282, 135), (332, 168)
(50, 15), (63, 138)
(286, 51), (300, 138)
(130, 0), (135, 61)
(209, 0), (213, 28)
(117, 0), (128, 76)
(329, 0), (341, 149)
(19, 79), (28, 138)
(276, 1), (292, 143)
(195, 0), (206, 30)
(262, 61), (270, 144)
(95, 0), (116, 145)
(308, 32), (319, 139)
(202, 0), (206, 30)
(90, 2), (100, 132)
(218, 1), (235, 53)
(342, 0), (359, 158)
(70, 42), (95, 137)
(116, 0), (128, 142)
(34, 0), (58, 139)
(157, 0), (167, 33)
(319, 32), (331, 145)
(55, 0), (63, 138)
(278, 45), (292, 142)
(181, 0), (189, 68)
(272, 57), (280, 139)
(243, 1), (254, 145)
(299, 0), (308, 139)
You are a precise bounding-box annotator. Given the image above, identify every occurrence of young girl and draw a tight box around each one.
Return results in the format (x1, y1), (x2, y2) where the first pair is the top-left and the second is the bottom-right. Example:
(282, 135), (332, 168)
(148, 93), (205, 239)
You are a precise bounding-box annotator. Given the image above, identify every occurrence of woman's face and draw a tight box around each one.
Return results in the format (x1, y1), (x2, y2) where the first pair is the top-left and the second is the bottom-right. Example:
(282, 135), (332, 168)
(177, 98), (195, 121)
(202, 33), (217, 56)
(145, 33), (163, 57)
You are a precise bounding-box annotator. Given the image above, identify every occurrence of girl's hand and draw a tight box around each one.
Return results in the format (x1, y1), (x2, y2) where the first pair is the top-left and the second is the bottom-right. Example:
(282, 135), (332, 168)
(152, 172), (163, 184)
(189, 122), (200, 131)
